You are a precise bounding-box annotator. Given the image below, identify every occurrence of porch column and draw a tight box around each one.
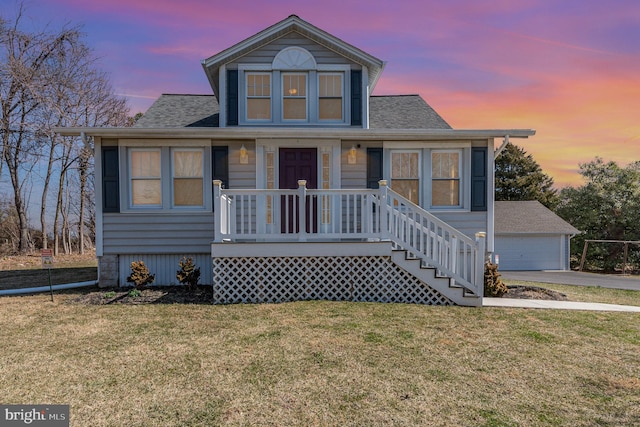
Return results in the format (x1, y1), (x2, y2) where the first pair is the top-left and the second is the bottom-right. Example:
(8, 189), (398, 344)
(475, 231), (487, 298)
(213, 180), (223, 243)
(298, 180), (308, 242)
(378, 180), (389, 240)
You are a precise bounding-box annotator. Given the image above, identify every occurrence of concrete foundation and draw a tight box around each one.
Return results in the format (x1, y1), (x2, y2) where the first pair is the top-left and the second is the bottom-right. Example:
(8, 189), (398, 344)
(98, 255), (119, 288)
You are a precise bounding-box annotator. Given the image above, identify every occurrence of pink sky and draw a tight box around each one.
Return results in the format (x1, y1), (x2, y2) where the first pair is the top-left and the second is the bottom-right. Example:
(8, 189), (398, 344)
(18, 0), (640, 188)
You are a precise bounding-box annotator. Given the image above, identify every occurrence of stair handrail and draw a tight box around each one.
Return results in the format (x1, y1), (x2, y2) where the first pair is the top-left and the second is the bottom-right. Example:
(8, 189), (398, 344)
(377, 181), (484, 296)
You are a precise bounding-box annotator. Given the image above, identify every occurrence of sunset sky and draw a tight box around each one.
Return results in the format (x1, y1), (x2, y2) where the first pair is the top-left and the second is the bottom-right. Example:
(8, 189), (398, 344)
(14, 0), (640, 188)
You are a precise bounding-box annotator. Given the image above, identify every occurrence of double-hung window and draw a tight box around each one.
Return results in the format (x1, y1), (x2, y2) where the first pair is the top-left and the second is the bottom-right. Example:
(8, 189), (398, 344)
(246, 73), (271, 120)
(431, 150), (461, 207)
(391, 151), (420, 205)
(282, 73), (307, 120)
(318, 73), (343, 121)
(130, 149), (161, 206)
(173, 149), (204, 207)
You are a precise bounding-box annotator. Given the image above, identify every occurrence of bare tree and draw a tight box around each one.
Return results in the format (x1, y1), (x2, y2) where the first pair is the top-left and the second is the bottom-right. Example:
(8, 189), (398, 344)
(1, 3), (129, 253)
(0, 4), (82, 252)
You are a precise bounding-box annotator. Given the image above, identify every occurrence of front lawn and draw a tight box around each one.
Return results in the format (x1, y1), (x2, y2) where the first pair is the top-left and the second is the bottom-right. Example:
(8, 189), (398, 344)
(1, 291), (639, 426)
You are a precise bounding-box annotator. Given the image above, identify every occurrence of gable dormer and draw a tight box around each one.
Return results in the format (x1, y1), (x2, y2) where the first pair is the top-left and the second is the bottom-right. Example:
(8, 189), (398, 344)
(201, 15), (385, 128)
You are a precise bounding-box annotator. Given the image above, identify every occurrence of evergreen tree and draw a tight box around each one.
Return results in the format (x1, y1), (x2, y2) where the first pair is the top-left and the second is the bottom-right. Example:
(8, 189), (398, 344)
(495, 143), (559, 209)
(557, 158), (640, 272)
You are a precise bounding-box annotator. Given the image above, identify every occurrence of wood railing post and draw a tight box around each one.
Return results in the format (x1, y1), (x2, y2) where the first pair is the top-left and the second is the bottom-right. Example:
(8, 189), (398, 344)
(378, 180), (389, 240)
(213, 180), (223, 242)
(298, 180), (307, 242)
(475, 232), (486, 298)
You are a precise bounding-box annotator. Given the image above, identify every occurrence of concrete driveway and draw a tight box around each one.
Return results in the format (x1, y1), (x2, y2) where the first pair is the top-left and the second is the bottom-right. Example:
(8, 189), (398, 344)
(500, 270), (640, 291)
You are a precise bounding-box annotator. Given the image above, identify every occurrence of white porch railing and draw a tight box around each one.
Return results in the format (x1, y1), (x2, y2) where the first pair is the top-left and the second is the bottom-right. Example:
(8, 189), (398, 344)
(213, 179), (485, 295)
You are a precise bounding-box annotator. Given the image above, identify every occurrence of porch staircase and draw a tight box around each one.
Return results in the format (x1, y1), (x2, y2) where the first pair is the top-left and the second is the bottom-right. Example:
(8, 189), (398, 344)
(390, 249), (481, 307)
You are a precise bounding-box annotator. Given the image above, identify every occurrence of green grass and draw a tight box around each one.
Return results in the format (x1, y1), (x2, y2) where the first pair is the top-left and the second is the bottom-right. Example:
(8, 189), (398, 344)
(1, 291), (639, 426)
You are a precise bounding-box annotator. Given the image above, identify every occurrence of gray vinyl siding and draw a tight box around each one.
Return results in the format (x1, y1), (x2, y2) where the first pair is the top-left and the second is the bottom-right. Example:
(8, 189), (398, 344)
(340, 141), (380, 189)
(230, 32), (357, 67)
(431, 211), (488, 241)
(102, 213), (214, 255)
(119, 253), (212, 286)
(226, 140), (257, 189)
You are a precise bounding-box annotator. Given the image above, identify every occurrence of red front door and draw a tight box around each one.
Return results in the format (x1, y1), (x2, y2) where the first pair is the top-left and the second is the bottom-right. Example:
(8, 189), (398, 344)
(279, 148), (317, 233)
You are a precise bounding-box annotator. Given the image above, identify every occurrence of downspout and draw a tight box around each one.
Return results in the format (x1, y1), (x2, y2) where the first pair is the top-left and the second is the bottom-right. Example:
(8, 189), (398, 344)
(0, 280), (97, 296)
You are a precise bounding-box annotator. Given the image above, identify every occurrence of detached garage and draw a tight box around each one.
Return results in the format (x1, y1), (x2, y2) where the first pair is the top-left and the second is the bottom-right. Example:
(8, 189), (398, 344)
(494, 201), (580, 271)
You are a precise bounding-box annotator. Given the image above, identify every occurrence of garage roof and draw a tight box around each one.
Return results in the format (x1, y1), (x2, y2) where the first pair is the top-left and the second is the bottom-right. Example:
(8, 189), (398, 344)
(495, 201), (580, 235)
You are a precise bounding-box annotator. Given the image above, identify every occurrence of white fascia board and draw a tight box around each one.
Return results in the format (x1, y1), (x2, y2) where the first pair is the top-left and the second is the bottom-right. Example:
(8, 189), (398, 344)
(55, 127), (536, 141)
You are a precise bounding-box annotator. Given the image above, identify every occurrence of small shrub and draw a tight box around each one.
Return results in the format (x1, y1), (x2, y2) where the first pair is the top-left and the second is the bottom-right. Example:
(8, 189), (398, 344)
(128, 288), (141, 298)
(176, 257), (200, 291)
(126, 260), (155, 289)
(484, 262), (507, 297)
(104, 291), (116, 298)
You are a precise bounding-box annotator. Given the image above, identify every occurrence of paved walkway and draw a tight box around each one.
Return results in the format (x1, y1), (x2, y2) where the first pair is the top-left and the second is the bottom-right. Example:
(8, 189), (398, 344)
(500, 270), (640, 291)
(486, 270), (640, 312)
(484, 298), (640, 312)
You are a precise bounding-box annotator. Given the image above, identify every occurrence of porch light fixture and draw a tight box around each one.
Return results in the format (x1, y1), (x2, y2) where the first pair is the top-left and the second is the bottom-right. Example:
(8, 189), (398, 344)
(348, 145), (357, 164)
(239, 144), (249, 164)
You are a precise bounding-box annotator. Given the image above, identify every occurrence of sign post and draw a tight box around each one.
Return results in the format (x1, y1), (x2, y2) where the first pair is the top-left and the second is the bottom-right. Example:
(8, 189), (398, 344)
(41, 249), (54, 302)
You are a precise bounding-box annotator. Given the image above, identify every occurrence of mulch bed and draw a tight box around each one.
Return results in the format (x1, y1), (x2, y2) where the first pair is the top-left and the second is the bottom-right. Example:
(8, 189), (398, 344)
(505, 285), (568, 301)
(68, 284), (568, 305)
(70, 286), (213, 305)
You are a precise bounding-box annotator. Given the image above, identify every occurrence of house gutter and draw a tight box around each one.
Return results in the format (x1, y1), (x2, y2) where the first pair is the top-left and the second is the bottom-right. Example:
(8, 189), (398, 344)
(55, 127), (536, 141)
(0, 280), (97, 296)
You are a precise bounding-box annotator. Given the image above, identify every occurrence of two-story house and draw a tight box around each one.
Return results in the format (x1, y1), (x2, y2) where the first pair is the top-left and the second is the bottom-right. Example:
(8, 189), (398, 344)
(58, 15), (535, 306)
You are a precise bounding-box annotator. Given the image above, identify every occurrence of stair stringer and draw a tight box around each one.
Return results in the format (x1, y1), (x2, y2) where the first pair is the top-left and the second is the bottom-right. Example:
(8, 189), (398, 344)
(391, 250), (482, 307)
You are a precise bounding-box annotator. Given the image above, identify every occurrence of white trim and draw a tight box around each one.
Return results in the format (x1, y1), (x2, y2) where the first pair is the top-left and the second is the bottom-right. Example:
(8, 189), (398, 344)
(94, 137), (104, 257)
(212, 241), (393, 258)
(129, 148), (163, 209)
(170, 147), (206, 209)
(383, 141), (472, 149)
(238, 63), (273, 71)
(119, 139), (210, 147)
(430, 149), (463, 210)
(281, 72), (309, 122)
(389, 150), (422, 206)
(58, 127), (536, 140)
(245, 71), (273, 123)
(487, 138), (496, 252)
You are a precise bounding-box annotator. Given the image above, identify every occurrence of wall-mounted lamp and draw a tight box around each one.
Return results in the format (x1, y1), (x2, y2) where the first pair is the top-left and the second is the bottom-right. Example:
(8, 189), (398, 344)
(239, 144), (249, 164)
(347, 145), (357, 164)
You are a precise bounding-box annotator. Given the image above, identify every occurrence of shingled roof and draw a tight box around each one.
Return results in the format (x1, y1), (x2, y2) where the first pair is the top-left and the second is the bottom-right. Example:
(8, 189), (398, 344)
(134, 93), (450, 129)
(495, 201), (580, 235)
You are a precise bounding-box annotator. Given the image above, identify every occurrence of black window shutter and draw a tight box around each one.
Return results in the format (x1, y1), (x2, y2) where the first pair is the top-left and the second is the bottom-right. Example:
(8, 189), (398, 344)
(350, 70), (362, 126)
(471, 147), (488, 211)
(366, 147), (383, 189)
(227, 70), (238, 126)
(102, 147), (120, 213)
(212, 146), (229, 188)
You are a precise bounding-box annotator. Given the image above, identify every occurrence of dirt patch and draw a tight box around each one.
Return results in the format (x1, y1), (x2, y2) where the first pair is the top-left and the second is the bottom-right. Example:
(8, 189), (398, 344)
(505, 285), (568, 301)
(69, 284), (569, 305)
(70, 286), (213, 305)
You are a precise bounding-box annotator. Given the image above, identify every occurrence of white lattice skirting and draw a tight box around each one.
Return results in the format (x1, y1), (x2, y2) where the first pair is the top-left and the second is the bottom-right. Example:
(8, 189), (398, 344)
(212, 255), (452, 305)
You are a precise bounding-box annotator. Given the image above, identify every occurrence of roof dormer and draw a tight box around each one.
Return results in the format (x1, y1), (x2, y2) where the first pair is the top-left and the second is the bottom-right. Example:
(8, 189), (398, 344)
(201, 15), (385, 128)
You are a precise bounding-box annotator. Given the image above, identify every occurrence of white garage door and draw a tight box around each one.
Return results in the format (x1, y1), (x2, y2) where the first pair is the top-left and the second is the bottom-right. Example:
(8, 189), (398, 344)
(494, 235), (564, 271)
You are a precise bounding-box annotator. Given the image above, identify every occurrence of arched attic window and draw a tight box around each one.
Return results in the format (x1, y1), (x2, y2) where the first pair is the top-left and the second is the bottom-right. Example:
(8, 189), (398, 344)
(272, 47), (317, 70)
(273, 47), (317, 121)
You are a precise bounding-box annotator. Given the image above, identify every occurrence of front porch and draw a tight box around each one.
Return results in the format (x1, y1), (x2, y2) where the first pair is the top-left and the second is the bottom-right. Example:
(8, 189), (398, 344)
(212, 180), (486, 306)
